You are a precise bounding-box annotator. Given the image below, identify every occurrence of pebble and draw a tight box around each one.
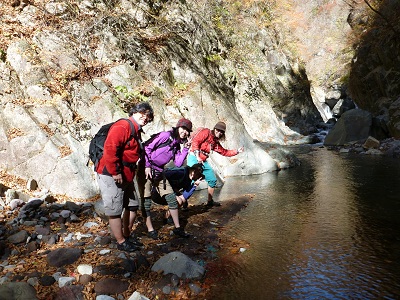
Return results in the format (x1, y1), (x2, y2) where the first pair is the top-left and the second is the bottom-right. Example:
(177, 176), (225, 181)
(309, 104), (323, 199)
(96, 296), (115, 300)
(127, 291), (150, 300)
(40, 275), (56, 286)
(58, 276), (76, 288)
(79, 274), (93, 284)
(63, 233), (74, 243)
(9, 199), (25, 210)
(77, 264), (93, 275)
(189, 283), (202, 295)
(162, 286), (171, 294)
(70, 214), (79, 222)
(60, 210), (71, 218)
(52, 272), (63, 281)
(0, 186), (213, 299)
(75, 232), (92, 240)
(94, 278), (129, 295)
(0, 277), (9, 284)
(170, 274), (179, 287)
(27, 277), (39, 286)
(50, 212), (60, 219)
(84, 221), (99, 228)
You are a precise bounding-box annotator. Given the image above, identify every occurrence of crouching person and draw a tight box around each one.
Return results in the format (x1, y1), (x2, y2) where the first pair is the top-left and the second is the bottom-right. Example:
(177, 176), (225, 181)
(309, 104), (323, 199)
(142, 164), (204, 238)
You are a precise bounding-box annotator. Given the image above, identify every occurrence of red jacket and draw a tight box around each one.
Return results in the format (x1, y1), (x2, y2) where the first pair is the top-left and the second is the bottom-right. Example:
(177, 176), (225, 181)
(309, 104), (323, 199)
(96, 117), (142, 182)
(190, 128), (238, 161)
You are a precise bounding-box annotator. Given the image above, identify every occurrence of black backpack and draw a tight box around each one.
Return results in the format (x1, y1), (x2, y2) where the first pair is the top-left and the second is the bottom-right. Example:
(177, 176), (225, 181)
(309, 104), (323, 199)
(88, 118), (139, 169)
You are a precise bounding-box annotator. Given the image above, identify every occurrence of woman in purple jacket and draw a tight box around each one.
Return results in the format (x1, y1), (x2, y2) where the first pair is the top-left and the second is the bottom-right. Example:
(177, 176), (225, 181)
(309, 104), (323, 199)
(140, 118), (192, 239)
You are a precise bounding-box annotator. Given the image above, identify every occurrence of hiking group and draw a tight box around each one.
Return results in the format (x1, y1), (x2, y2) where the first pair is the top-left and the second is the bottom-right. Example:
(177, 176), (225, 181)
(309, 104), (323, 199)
(92, 101), (244, 252)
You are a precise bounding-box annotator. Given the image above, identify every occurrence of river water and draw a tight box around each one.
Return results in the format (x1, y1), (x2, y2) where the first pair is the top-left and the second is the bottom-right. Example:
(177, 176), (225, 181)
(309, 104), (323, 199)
(210, 146), (400, 299)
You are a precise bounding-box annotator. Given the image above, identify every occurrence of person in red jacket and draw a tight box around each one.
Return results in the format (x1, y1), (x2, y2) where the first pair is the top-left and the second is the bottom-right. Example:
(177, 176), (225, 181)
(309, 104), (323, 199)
(188, 121), (244, 207)
(96, 102), (154, 252)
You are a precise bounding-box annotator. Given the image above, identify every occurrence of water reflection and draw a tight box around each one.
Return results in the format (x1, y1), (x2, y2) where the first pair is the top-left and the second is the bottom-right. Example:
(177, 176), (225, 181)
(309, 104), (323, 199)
(211, 148), (400, 299)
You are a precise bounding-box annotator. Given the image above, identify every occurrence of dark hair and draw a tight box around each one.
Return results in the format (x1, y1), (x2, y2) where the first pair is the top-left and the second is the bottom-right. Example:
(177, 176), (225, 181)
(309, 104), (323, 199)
(129, 102), (154, 122)
(189, 163), (205, 180)
(211, 128), (226, 141)
(172, 127), (180, 139)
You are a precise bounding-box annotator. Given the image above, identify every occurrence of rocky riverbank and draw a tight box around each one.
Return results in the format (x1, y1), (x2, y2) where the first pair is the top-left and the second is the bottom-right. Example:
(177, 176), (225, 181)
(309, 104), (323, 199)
(0, 177), (252, 299)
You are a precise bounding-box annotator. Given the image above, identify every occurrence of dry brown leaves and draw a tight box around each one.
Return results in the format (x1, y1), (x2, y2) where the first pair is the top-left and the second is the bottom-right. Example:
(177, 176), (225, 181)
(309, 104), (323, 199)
(58, 145), (73, 158)
(0, 170), (27, 190)
(6, 127), (25, 140)
(39, 124), (54, 137)
(0, 185), (252, 299)
(10, 98), (57, 106)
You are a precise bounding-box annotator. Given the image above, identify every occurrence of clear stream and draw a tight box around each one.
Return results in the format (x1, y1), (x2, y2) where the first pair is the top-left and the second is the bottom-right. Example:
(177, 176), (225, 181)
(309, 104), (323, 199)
(209, 147), (400, 300)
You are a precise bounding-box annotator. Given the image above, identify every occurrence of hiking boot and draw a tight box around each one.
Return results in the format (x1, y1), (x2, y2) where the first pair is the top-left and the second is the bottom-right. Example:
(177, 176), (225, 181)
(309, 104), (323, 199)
(181, 201), (189, 211)
(117, 239), (139, 252)
(147, 230), (159, 240)
(205, 199), (221, 207)
(173, 227), (190, 238)
(124, 234), (143, 247)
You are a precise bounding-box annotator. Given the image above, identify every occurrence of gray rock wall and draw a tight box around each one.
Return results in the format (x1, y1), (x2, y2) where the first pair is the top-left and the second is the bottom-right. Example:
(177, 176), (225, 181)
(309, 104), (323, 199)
(0, 0), (322, 199)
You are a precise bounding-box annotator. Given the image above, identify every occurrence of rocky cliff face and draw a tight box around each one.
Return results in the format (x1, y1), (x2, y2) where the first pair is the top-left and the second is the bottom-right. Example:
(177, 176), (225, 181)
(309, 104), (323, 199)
(0, 0), (323, 199)
(348, 0), (400, 138)
(1, 0), (398, 199)
(276, 0), (400, 139)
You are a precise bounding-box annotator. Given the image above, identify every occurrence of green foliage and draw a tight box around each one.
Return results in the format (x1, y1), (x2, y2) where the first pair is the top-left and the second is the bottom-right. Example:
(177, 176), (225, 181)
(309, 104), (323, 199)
(211, 4), (231, 32)
(205, 54), (222, 64)
(173, 81), (187, 91)
(153, 86), (166, 98)
(339, 73), (350, 84)
(0, 49), (5, 62)
(113, 85), (150, 114)
(115, 85), (149, 102)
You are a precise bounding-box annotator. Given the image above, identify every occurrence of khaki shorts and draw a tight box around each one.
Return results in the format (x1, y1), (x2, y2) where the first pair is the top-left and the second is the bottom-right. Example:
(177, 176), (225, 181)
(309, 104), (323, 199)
(143, 177), (174, 198)
(96, 173), (139, 216)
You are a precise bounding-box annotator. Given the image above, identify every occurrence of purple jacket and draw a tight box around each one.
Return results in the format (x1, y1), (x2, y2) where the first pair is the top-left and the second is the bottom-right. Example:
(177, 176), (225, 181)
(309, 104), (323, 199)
(144, 130), (189, 172)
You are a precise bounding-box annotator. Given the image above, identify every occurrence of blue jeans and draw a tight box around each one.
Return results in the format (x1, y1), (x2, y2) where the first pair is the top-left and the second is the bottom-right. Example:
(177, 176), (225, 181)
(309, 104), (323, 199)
(187, 153), (217, 188)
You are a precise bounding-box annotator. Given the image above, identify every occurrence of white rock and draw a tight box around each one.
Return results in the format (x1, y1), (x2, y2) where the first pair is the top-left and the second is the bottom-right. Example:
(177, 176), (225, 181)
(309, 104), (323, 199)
(75, 232), (92, 240)
(77, 264), (93, 275)
(84, 222), (99, 228)
(52, 272), (62, 281)
(63, 233), (74, 243)
(58, 276), (76, 288)
(96, 296), (116, 300)
(127, 291), (150, 300)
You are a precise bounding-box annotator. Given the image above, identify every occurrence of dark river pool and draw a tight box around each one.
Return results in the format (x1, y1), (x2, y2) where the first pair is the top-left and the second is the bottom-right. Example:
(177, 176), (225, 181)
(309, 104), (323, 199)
(208, 147), (400, 299)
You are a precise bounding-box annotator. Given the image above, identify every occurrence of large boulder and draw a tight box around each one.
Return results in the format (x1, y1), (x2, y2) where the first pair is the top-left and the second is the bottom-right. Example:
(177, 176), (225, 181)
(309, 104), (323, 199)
(151, 251), (205, 279)
(47, 248), (83, 267)
(324, 109), (372, 146)
(0, 282), (38, 300)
